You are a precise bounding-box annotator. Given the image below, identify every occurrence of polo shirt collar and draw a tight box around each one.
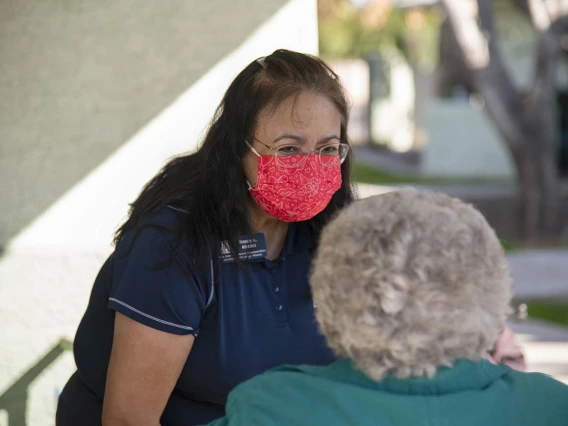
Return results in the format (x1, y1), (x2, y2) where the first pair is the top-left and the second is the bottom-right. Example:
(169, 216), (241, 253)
(244, 222), (316, 265)
(282, 222), (317, 259)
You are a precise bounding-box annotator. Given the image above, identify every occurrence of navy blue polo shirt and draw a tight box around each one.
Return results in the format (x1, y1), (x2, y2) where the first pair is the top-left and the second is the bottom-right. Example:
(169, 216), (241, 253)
(72, 206), (335, 426)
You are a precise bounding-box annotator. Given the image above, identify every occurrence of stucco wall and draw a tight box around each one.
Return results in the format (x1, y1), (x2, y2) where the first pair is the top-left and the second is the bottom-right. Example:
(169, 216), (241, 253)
(422, 99), (516, 179)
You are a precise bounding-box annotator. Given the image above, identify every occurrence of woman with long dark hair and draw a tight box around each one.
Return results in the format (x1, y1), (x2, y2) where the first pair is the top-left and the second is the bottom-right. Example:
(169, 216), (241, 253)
(56, 49), (355, 426)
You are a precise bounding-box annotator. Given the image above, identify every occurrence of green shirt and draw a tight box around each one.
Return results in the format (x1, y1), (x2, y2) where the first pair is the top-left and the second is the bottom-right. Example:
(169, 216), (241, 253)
(206, 359), (568, 426)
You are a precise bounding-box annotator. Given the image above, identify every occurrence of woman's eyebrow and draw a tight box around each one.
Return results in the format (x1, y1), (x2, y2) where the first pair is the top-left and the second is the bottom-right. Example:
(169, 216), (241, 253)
(272, 134), (341, 144)
(317, 135), (341, 145)
(272, 134), (305, 144)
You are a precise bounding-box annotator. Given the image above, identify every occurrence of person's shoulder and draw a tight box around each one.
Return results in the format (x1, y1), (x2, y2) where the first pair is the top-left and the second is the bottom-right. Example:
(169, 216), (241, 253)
(115, 205), (187, 257)
(224, 366), (311, 418)
(506, 369), (568, 390)
(142, 204), (188, 228)
(224, 363), (350, 425)
(502, 369), (568, 411)
(230, 363), (329, 399)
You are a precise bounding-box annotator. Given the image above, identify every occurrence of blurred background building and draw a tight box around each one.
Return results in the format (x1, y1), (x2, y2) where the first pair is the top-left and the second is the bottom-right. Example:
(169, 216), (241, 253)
(319, 0), (568, 394)
(322, 0), (568, 178)
(320, 0), (568, 242)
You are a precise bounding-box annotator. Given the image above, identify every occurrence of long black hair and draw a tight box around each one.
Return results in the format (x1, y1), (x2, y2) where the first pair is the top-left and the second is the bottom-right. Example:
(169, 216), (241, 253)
(115, 49), (356, 272)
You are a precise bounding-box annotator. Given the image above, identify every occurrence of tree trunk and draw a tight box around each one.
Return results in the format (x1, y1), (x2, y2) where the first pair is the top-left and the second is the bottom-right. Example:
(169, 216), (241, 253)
(515, 28), (562, 242)
(437, 18), (477, 96)
(512, 131), (560, 243)
(440, 0), (565, 242)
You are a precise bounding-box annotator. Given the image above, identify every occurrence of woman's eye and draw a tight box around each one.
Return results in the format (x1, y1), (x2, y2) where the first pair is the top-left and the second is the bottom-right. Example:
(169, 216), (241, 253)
(321, 145), (339, 155)
(277, 146), (301, 155)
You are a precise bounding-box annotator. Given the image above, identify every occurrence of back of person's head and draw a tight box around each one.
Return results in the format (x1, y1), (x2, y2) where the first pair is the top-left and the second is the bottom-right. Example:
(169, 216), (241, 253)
(116, 49), (354, 269)
(311, 190), (512, 381)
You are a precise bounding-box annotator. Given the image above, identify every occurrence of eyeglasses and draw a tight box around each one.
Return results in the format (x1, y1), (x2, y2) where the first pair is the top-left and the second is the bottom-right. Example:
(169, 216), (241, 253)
(246, 138), (350, 169)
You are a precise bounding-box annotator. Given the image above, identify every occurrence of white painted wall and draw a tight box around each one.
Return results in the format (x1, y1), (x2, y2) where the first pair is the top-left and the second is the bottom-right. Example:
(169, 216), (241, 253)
(421, 11), (567, 179)
(370, 50), (415, 152)
(421, 99), (516, 179)
(329, 59), (370, 145)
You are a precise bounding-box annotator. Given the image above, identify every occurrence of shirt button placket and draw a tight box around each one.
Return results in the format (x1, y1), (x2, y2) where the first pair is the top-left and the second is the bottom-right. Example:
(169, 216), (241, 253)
(271, 267), (287, 325)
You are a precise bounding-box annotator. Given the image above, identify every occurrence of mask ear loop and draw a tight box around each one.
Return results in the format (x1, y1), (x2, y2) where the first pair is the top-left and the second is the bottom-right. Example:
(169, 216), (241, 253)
(245, 140), (261, 157)
(244, 140), (260, 189)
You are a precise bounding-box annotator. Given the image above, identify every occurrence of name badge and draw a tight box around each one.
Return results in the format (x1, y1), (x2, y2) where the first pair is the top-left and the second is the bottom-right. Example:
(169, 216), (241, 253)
(220, 233), (267, 263)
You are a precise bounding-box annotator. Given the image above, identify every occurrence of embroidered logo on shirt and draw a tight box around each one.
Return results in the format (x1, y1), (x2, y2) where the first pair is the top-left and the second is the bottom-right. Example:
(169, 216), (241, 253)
(220, 241), (231, 255)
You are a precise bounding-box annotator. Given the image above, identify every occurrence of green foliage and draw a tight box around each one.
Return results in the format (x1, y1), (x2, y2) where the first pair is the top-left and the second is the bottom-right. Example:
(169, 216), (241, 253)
(319, 6), (405, 59)
(318, 0), (441, 68)
(352, 161), (415, 184)
(403, 13), (441, 69)
(500, 239), (521, 252)
(352, 162), (508, 186)
(527, 301), (568, 327)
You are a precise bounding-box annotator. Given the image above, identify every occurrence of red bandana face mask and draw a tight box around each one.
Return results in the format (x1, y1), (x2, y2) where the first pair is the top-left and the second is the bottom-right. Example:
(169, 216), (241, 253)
(246, 144), (343, 222)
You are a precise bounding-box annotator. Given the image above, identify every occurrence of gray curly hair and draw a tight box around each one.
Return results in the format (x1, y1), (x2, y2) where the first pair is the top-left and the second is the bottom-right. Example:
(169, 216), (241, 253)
(311, 190), (512, 381)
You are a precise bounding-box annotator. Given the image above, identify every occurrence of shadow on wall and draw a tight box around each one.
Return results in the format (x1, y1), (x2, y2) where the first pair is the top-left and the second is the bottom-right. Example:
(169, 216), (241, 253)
(0, 0), (290, 252)
(0, 338), (72, 426)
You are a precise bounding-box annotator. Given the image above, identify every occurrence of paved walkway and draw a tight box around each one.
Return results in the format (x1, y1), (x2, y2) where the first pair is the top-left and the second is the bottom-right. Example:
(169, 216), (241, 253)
(509, 320), (568, 384)
(356, 181), (516, 199)
(353, 145), (420, 175)
(506, 251), (568, 384)
(507, 250), (568, 300)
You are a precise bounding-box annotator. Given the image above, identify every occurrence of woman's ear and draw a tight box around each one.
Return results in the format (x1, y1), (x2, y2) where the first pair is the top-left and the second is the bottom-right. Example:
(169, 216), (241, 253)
(486, 325), (526, 371)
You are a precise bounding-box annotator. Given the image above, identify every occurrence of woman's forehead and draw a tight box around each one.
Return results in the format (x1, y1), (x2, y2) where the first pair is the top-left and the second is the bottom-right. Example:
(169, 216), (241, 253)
(256, 92), (341, 139)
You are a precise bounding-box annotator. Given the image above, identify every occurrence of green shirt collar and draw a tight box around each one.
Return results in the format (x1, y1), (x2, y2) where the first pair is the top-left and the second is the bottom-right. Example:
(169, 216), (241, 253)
(276, 358), (511, 396)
